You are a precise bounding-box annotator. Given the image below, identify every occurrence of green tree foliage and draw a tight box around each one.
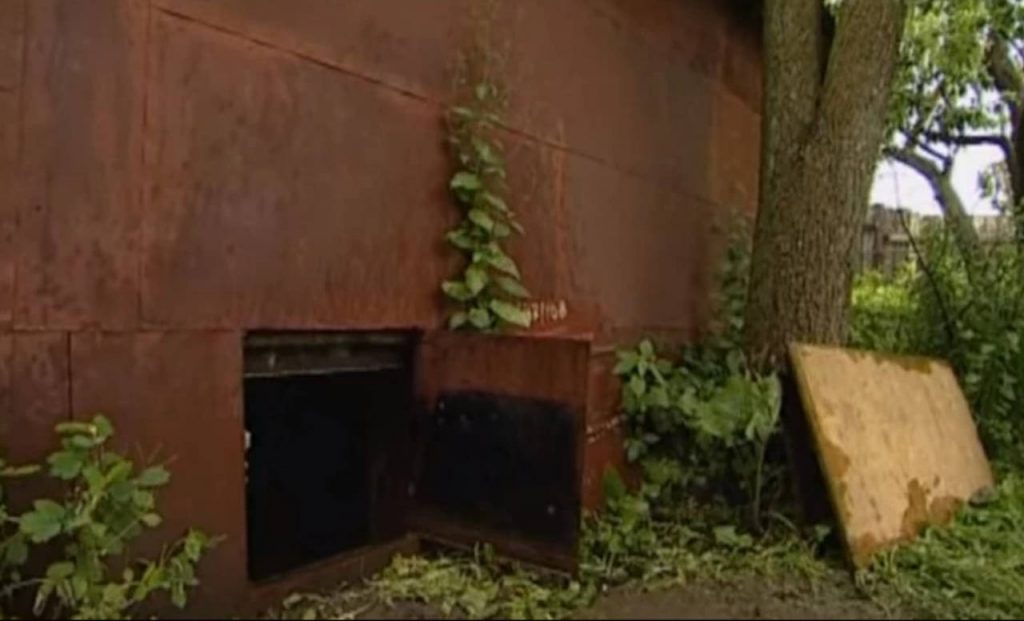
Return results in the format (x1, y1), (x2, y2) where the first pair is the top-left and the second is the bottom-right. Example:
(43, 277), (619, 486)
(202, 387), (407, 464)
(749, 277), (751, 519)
(886, 0), (1024, 244)
(849, 266), (922, 354)
(869, 0), (1024, 465)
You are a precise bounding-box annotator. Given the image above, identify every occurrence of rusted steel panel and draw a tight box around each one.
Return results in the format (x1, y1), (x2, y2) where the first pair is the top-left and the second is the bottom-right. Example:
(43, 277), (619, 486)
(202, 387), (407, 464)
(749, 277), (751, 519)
(152, 0), (461, 101)
(0, 0), (22, 327)
(152, 0), (718, 198)
(16, 0), (145, 329)
(141, 12), (452, 329)
(582, 424), (637, 513)
(499, 136), (569, 306)
(416, 332), (591, 568)
(599, 0), (729, 78)
(502, 1), (715, 194)
(585, 348), (620, 428)
(0, 333), (68, 513)
(566, 154), (712, 334)
(0, 334), (9, 464)
(419, 332), (591, 407)
(0, 0), (23, 91)
(5, 332), (68, 463)
(70, 331), (248, 616)
(722, 16), (764, 111)
(0, 89), (17, 327)
(710, 84), (761, 216)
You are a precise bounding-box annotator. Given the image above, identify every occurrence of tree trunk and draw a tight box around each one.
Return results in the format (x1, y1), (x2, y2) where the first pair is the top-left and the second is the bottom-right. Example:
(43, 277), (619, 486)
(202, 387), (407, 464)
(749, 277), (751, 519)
(988, 37), (1024, 213)
(744, 0), (908, 371)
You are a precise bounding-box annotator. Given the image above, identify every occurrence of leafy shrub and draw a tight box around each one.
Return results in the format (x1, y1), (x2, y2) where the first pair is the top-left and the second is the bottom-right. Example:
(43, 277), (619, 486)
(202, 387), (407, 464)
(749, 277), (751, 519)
(918, 237), (1024, 465)
(0, 415), (215, 620)
(613, 341), (782, 531)
(849, 229), (1024, 465)
(612, 213), (785, 531)
(848, 266), (921, 354)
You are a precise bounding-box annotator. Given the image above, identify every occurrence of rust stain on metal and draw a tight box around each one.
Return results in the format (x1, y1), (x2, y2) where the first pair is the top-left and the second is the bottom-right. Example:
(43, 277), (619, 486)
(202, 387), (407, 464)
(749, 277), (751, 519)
(16, 0), (144, 329)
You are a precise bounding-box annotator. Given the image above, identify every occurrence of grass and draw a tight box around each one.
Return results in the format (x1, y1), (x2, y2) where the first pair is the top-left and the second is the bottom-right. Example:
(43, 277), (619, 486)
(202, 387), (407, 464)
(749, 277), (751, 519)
(857, 473), (1024, 620)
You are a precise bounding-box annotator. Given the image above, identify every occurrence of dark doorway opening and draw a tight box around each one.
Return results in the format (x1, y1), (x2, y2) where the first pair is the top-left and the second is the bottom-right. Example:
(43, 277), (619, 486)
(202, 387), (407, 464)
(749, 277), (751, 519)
(244, 331), (416, 582)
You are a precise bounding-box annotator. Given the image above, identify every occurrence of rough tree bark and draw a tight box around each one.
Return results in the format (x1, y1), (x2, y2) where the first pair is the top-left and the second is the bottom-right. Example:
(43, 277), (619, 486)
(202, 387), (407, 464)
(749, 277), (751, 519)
(744, 0), (909, 371)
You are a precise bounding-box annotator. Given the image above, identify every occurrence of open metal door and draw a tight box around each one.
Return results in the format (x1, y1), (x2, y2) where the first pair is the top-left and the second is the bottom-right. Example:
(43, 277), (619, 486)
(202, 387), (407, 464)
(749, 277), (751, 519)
(411, 332), (590, 572)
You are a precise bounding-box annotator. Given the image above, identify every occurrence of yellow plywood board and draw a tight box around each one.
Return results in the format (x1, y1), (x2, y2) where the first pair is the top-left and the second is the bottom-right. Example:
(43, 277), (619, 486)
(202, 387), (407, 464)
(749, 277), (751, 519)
(789, 344), (994, 567)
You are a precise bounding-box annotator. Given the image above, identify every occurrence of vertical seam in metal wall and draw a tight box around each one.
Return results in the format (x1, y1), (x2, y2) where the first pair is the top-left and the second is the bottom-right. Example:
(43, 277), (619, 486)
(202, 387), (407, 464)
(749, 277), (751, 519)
(13, 0), (28, 329)
(64, 332), (72, 421)
(137, 0), (153, 328)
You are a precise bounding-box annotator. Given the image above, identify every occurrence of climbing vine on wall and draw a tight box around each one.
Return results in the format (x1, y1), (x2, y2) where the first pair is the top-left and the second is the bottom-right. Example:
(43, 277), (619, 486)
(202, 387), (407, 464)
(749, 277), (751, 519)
(441, 45), (531, 331)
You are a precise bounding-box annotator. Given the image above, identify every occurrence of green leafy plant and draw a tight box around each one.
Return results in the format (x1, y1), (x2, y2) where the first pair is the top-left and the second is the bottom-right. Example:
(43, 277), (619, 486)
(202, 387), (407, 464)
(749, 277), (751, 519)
(584, 473), (830, 592)
(848, 266), (921, 355)
(441, 51), (531, 332)
(0, 455), (40, 616)
(614, 340), (783, 532)
(0, 415), (216, 620)
(611, 214), (785, 531)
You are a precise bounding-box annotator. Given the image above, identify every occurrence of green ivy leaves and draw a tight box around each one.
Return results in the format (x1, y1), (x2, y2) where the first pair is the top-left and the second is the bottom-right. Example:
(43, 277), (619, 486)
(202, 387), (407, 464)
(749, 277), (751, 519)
(442, 78), (531, 332)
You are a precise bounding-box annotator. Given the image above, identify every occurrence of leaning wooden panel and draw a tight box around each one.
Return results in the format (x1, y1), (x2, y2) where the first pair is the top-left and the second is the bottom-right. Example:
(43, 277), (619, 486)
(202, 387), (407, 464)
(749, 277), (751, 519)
(789, 344), (994, 567)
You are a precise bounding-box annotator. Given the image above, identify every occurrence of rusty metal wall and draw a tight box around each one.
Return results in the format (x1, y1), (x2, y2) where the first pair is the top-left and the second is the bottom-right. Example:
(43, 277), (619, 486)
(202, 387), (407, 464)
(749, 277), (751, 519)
(0, 0), (761, 615)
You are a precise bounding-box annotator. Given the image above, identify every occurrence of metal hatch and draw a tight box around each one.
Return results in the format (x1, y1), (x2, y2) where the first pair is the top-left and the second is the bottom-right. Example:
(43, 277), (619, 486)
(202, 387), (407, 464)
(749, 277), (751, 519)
(411, 332), (589, 572)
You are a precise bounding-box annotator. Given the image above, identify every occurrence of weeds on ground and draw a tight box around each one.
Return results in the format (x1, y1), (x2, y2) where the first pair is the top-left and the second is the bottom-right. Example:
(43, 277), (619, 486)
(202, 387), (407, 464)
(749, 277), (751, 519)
(272, 514), (831, 621)
(858, 473), (1024, 620)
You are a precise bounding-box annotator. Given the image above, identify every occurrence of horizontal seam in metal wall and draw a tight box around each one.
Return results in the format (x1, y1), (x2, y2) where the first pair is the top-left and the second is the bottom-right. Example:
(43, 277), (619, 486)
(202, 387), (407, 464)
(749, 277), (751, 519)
(152, 6), (721, 207)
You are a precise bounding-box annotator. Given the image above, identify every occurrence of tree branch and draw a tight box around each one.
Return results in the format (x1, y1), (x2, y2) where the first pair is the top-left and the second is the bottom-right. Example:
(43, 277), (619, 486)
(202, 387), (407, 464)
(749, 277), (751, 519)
(884, 146), (981, 272)
(885, 146), (943, 181)
(924, 131), (1012, 153)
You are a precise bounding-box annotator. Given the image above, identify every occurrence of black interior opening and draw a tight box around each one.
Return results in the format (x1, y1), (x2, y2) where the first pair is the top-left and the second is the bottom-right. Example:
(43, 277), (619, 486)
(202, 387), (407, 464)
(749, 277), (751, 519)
(244, 331), (416, 582)
(414, 391), (581, 553)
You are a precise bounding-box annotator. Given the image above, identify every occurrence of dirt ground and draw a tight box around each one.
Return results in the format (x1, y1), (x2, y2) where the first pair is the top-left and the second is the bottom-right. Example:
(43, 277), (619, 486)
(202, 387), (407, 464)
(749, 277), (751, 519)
(355, 572), (899, 620)
(576, 575), (897, 620)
